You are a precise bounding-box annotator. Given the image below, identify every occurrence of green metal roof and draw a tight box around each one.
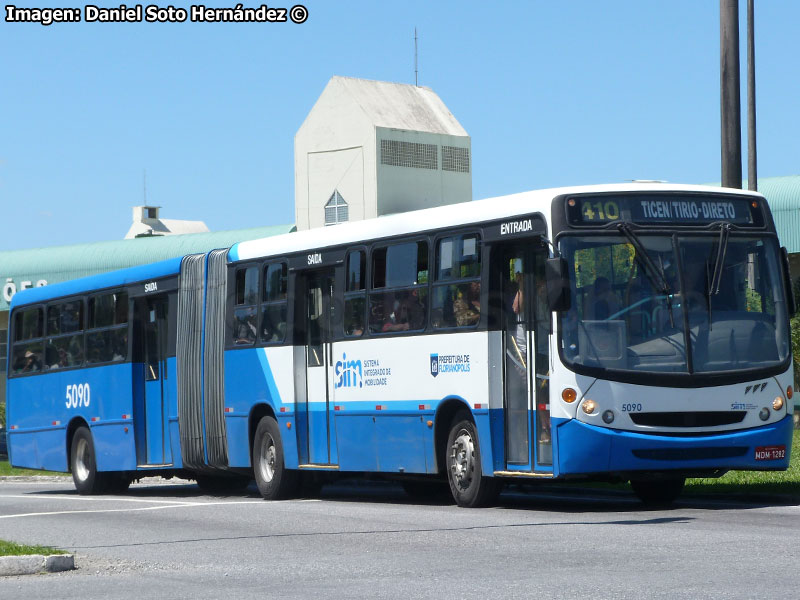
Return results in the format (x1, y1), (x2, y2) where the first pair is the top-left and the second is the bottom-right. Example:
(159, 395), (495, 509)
(702, 175), (800, 252)
(749, 175), (800, 254)
(0, 224), (295, 311)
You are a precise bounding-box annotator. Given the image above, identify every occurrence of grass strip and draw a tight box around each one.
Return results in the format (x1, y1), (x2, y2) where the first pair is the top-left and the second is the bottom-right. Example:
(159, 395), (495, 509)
(0, 460), (67, 477)
(0, 540), (67, 557)
(685, 429), (800, 498)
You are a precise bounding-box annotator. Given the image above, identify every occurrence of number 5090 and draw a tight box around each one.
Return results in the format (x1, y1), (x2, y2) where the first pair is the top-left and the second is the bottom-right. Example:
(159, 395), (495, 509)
(65, 383), (90, 409)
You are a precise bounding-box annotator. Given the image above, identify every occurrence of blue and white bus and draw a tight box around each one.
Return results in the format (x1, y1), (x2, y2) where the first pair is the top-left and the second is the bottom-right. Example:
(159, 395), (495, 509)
(6, 183), (795, 506)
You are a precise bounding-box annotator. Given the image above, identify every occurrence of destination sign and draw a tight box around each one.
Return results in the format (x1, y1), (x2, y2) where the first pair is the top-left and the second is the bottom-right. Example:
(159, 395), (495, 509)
(566, 195), (762, 227)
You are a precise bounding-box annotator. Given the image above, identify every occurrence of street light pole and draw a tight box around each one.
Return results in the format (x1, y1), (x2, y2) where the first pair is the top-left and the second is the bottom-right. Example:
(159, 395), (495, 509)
(720, 0), (742, 189)
(747, 0), (757, 191)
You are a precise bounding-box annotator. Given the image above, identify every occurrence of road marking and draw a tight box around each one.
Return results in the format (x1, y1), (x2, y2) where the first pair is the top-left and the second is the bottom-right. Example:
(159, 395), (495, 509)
(1, 495), (207, 506)
(0, 497), (267, 519)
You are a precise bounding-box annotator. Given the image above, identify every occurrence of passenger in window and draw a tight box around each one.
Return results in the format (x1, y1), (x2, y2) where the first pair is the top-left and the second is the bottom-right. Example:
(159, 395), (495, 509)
(234, 308), (257, 344)
(22, 350), (41, 372)
(382, 293), (409, 332)
(510, 273), (527, 372)
(346, 309), (364, 337)
(69, 338), (84, 364)
(261, 309), (286, 343)
(405, 288), (425, 330)
(261, 310), (275, 341)
(588, 277), (620, 320)
(112, 335), (127, 361)
(453, 281), (481, 326)
(44, 344), (59, 370)
(382, 290), (425, 332)
(53, 347), (72, 369)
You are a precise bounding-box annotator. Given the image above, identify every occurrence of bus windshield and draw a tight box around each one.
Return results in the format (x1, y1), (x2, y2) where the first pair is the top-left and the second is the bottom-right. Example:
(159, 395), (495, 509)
(558, 233), (790, 376)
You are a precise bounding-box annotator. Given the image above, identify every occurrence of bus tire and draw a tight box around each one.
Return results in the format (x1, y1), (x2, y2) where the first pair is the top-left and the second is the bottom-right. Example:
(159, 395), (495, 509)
(630, 477), (685, 505)
(253, 416), (297, 500)
(70, 426), (107, 495)
(445, 412), (499, 508)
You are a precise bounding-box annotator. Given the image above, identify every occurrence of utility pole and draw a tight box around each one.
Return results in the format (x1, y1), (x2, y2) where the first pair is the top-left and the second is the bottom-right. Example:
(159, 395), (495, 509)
(414, 27), (419, 87)
(720, 0), (742, 189)
(746, 0), (757, 191)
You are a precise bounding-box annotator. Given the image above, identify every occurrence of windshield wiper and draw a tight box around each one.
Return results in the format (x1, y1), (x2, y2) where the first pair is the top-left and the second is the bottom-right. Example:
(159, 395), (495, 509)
(708, 222), (731, 295)
(617, 223), (674, 328)
(702, 222), (732, 330)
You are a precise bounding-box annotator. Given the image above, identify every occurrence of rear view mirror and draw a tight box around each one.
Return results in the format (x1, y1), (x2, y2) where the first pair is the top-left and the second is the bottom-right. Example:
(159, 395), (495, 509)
(545, 257), (571, 312)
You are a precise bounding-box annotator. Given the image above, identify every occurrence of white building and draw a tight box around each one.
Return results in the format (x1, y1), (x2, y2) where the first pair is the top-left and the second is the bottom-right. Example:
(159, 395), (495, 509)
(295, 76), (472, 231)
(124, 205), (209, 239)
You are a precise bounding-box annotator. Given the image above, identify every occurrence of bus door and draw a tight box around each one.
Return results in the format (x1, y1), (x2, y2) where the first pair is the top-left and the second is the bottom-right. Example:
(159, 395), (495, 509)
(497, 242), (552, 470)
(299, 269), (338, 466)
(134, 295), (171, 466)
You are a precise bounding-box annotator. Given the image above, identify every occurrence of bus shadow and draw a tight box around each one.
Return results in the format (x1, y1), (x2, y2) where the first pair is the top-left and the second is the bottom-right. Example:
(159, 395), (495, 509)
(25, 478), (800, 512)
(316, 479), (800, 514)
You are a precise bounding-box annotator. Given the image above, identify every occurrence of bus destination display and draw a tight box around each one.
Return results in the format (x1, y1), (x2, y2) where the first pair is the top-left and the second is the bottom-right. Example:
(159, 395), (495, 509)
(567, 195), (760, 226)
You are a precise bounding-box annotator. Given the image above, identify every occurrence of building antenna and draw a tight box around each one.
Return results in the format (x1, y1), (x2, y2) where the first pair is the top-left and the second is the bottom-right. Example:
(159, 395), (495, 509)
(414, 27), (419, 86)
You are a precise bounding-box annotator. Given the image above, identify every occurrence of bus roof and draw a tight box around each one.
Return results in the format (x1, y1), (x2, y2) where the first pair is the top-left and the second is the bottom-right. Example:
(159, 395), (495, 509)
(10, 256), (183, 310)
(231, 182), (764, 262)
(9, 182), (766, 311)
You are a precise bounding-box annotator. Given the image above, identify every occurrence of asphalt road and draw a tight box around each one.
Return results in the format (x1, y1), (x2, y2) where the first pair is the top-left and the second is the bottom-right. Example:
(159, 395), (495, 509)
(1, 477), (799, 599)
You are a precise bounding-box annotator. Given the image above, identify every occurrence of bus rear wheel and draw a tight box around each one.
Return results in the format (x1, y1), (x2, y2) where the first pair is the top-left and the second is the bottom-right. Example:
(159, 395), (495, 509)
(253, 416), (297, 500)
(70, 426), (106, 495)
(445, 412), (499, 508)
(630, 477), (686, 505)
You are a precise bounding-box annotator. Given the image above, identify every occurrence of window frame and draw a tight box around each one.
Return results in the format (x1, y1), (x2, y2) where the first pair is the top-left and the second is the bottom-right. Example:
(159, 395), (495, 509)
(9, 304), (45, 377)
(368, 237), (431, 336)
(84, 291), (129, 367)
(44, 298), (85, 371)
(231, 263), (260, 347)
(343, 247), (368, 338)
(259, 260), (289, 345)
(431, 231), (483, 331)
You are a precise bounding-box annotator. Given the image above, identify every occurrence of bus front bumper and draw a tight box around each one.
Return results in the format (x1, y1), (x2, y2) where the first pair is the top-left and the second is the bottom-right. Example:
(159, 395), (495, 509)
(555, 415), (794, 477)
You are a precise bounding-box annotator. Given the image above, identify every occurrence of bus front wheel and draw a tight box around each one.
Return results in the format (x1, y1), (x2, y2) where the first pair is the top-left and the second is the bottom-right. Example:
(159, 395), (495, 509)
(70, 426), (106, 495)
(253, 416), (297, 500)
(445, 412), (499, 508)
(630, 477), (686, 505)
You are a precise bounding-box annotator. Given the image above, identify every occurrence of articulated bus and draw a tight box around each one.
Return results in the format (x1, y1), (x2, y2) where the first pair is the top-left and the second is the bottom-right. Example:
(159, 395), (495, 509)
(6, 183), (796, 506)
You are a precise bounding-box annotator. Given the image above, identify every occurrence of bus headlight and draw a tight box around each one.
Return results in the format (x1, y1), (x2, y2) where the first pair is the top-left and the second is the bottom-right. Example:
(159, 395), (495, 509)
(759, 407), (770, 421)
(582, 400), (597, 415)
(602, 410), (615, 424)
(773, 397), (784, 412)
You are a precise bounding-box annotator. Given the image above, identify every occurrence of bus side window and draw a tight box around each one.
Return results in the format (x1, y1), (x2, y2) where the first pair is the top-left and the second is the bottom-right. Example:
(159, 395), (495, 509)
(261, 262), (288, 344)
(45, 300), (84, 370)
(344, 250), (366, 337)
(11, 307), (43, 375)
(369, 241), (428, 334)
(86, 292), (128, 364)
(233, 266), (258, 345)
(432, 234), (481, 329)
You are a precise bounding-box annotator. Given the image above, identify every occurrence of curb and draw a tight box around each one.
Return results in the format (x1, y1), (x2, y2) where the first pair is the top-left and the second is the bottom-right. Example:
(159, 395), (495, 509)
(0, 554), (75, 576)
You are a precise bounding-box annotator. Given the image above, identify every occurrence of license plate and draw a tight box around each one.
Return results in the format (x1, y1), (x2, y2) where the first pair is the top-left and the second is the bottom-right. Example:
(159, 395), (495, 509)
(754, 445), (786, 461)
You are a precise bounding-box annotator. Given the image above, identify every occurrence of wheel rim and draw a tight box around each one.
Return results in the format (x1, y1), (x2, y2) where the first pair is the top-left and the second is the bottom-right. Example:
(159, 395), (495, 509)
(258, 434), (277, 484)
(75, 438), (91, 483)
(449, 428), (475, 491)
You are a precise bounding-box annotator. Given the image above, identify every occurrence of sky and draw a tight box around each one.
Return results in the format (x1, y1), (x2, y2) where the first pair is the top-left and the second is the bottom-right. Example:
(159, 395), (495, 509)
(1, 1), (799, 252)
